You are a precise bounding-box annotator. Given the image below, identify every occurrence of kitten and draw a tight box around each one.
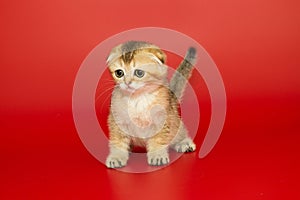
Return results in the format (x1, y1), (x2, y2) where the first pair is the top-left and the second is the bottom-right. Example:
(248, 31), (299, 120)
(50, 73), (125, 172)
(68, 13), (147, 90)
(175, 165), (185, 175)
(105, 41), (196, 168)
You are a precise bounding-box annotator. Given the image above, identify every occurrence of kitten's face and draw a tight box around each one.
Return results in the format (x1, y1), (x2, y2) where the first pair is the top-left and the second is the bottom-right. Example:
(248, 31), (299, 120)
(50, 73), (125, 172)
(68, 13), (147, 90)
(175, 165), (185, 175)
(108, 49), (167, 94)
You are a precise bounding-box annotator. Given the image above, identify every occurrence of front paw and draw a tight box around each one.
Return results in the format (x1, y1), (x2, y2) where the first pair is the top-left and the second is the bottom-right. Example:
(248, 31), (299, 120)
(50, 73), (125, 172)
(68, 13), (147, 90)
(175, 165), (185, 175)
(173, 138), (196, 153)
(147, 150), (170, 166)
(106, 154), (128, 168)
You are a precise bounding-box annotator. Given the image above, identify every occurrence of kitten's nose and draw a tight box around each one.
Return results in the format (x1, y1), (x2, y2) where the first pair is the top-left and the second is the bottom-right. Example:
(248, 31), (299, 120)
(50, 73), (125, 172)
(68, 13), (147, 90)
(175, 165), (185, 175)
(126, 81), (132, 86)
(125, 79), (132, 85)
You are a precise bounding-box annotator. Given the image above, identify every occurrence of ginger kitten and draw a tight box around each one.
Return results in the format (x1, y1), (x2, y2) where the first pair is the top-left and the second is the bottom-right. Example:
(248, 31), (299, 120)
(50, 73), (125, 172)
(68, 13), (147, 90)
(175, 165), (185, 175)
(105, 41), (196, 168)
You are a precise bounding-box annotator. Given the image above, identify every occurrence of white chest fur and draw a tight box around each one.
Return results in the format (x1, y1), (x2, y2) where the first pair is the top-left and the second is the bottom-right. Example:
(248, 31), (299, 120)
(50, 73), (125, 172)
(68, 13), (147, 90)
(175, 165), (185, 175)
(111, 90), (164, 138)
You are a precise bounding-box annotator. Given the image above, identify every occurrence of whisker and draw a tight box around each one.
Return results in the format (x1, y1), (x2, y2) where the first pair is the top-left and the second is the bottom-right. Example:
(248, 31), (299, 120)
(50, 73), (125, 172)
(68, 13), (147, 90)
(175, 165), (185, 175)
(96, 80), (115, 91)
(99, 92), (114, 111)
(96, 80), (116, 92)
(95, 85), (117, 102)
(97, 79), (115, 84)
(95, 85), (118, 112)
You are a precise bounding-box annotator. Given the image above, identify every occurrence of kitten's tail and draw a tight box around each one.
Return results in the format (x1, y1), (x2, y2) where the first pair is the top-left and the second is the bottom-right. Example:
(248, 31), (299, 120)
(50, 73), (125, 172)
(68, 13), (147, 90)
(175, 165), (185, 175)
(170, 47), (197, 100)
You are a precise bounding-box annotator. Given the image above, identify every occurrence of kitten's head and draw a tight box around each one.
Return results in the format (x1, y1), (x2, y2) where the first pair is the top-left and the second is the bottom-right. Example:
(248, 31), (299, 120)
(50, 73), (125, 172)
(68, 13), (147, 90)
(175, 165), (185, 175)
(107, 41), (167, 94)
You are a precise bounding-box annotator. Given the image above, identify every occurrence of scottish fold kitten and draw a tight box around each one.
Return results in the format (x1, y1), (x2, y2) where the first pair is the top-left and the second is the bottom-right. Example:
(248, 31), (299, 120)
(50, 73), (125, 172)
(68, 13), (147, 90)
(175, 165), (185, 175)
(105, 41), (196, 168)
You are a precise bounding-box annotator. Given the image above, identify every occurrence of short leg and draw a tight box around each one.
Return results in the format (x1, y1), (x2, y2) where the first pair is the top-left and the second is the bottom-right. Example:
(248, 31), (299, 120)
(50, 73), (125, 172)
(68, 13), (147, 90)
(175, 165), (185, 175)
(146, 124), (171, 166)
(147, 146), (170, 166)
(106, 142), (130, 168)
(171, 121), (196, 153)
(106, 117), (131, 168)
(173, 137), (196, 153)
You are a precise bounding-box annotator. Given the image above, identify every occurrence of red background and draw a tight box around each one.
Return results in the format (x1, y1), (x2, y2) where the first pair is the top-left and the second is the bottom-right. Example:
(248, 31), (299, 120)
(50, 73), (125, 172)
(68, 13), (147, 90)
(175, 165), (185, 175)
(1, 0), (300, 199)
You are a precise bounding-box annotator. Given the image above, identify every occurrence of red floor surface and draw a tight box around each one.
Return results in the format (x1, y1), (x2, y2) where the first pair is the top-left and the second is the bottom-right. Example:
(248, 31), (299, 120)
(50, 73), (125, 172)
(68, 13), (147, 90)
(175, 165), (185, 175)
(1, 0), (300, 199)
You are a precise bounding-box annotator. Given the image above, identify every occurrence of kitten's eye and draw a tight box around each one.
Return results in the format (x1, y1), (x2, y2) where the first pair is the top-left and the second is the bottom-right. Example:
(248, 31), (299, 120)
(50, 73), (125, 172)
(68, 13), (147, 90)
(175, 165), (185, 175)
(134, 69), (145, 78)
(114, 69), (124, 78)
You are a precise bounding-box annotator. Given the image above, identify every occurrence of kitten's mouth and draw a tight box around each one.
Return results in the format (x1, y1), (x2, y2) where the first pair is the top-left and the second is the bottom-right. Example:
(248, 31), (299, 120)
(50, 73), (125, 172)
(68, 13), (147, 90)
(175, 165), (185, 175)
(120, 83), (161, 95)
(121, 85), (136, 93)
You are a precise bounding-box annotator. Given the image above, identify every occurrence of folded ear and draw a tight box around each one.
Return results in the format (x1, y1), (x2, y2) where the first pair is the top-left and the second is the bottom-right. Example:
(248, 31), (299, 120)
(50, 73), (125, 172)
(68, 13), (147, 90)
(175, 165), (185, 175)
(107, 42), (167, 64)
(148, 48), (166, 64)
(106, 44), (122, 65)
(106, 52), (117, 64)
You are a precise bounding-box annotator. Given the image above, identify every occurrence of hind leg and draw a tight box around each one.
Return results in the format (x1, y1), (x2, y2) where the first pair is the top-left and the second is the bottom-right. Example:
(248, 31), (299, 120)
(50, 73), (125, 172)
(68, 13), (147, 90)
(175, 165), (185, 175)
(171, 121), (196, 153)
